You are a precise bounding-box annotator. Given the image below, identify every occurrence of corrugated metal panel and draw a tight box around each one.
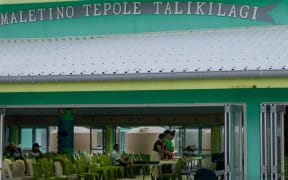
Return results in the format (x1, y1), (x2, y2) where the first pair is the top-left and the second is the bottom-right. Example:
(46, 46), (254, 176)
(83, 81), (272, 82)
(1, 25), (288, 82)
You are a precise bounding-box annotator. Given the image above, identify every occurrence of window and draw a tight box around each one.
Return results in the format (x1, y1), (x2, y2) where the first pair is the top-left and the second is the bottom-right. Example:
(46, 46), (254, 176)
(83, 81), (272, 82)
(20, 127), (48, 153)
(91, 128), (105, 154)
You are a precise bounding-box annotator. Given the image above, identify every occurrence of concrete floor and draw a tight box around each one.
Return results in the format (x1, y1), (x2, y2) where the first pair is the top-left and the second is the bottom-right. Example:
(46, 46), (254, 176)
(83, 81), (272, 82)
(119, 175), (193, 180)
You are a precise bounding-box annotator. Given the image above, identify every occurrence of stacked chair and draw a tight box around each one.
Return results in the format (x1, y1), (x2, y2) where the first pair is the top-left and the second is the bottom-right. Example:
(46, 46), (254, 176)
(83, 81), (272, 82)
(52, 154), (78, 180)
(3, 158), (13, 179)
(97, 154), (121, 180)
(75, 158), (96, 180)
(3, 158), (33, 180)
(25, 159), (35, 177)
(32, 155), (77, 180)
(4, 151), (139, 180)
(32, 162), (48, 180)
(10, 159), (33, 180)
(74, 152), (120, 180)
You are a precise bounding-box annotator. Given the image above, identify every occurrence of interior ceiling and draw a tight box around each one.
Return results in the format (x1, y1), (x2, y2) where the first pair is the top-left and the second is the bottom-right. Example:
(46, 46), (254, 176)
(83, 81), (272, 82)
(5, 106), (224, 116)
(5, 106), (225, 126)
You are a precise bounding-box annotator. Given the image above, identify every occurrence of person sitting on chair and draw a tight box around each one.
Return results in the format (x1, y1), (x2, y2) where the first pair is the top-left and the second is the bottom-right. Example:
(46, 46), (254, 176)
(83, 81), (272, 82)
(29, 143), (43, 161)
(111, 144), (133, 178)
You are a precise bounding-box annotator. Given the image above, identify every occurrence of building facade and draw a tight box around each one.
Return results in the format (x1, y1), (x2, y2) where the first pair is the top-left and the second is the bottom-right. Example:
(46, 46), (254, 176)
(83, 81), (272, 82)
(1, 0), (288, 179)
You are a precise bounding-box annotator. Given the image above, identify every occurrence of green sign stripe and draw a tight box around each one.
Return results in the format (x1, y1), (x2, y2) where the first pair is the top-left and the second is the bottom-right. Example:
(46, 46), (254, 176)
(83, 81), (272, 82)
(0, 0), (286, 38)
(0, 88), (287, 105)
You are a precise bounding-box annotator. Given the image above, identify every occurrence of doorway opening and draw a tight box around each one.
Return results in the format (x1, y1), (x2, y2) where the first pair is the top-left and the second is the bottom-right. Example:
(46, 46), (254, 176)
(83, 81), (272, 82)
(260, 104), (288, 180)
(2, 103), (246, 179)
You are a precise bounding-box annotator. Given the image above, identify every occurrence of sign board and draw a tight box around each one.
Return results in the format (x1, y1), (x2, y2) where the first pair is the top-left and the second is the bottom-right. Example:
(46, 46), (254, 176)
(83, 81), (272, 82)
(0, 0), (287, 38)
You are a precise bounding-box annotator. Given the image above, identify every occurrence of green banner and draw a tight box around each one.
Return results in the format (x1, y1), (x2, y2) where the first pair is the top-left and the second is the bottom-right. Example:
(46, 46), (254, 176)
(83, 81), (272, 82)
(0, 0), (287, 38)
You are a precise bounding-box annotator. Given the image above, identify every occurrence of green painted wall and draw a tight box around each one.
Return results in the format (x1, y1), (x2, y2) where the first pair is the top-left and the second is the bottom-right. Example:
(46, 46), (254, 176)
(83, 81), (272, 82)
(1, 87), (287, 179)
(0, 88), (287, 105)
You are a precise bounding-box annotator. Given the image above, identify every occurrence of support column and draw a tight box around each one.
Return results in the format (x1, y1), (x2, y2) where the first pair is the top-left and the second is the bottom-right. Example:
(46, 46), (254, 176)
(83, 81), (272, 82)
(211, 126), (220, 153)
(0, 109), (4, 179)
(105, 125), (113, 153)
(246, 101), (261, 180)
(58, 108), (74, 154)
(9, 126), (19, 145)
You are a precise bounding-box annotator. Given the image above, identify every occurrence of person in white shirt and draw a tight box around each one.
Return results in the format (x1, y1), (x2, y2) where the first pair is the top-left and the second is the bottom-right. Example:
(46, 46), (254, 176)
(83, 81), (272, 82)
(111, 144), (133, 178)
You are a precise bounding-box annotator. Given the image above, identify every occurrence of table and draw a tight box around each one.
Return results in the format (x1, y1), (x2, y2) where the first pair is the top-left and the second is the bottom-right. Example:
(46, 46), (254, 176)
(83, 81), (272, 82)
(159, 160), (179, 166)
(131, 160), (180, 180)
(182, 157), (202, 171)
(131, 162), (155, 180)
(150, 160), (179, 180)
(182, 157), (202, 179)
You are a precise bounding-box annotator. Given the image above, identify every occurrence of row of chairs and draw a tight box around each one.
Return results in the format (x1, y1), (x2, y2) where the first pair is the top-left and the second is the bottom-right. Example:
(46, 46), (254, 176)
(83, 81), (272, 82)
(5, 152), (220, 180)
(4, 158), (34, 179)
(3, 158), (77, 180)
(3, 152), (126, 180)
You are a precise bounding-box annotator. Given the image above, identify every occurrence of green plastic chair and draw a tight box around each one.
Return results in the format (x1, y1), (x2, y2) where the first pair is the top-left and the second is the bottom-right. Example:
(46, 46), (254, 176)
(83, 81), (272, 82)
(53, 160), (71, 180)
(32, 162), (48, 180)
(41, 161), (58, 180)
(98, 154), (119, 180)
(89, 154), (112, 180)
(75, 159), (89, 180)
(90, 154), (99, 165)
(60, 159), (78, 180)
(88, 164), (101, 180)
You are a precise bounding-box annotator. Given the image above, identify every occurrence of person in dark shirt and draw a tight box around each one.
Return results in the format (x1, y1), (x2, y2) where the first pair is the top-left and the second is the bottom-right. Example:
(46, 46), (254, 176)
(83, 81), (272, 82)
(152, 133), (165, 160)
(9, 144), (24, 160)
(29, 143), (43, 161)
(151, 133), (166, 179)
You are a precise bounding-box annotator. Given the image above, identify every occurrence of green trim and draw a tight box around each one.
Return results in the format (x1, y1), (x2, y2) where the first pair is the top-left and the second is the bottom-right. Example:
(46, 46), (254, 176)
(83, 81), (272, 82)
(0, 88), (287, 105)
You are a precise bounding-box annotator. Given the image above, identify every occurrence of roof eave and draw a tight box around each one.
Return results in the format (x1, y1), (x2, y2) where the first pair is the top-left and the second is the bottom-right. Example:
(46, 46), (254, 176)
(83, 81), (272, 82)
(0, 70), (287, 83)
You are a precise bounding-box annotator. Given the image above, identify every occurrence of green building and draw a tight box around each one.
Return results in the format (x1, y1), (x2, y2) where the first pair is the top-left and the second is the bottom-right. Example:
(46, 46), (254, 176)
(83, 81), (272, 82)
(1, 0), (288, 179)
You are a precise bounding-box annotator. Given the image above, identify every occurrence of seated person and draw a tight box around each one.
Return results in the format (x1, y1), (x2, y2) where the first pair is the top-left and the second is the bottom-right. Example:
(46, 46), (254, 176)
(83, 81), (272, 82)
(6, 143), (24, 160)
(111, 144), (133, 178)
(29, 143), (43, 161)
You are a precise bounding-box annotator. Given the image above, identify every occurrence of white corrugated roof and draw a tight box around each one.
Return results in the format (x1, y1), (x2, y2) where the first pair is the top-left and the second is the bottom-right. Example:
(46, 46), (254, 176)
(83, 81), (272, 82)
(1, 25), (288, 82)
